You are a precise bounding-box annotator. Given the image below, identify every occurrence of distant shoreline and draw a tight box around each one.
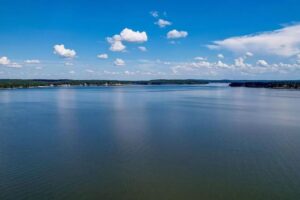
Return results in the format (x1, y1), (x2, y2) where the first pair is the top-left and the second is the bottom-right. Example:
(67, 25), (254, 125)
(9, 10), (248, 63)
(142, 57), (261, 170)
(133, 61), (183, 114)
(229, 81), (300, 89)
(0, 79), (209, 89)
(0, 79), (300, 89)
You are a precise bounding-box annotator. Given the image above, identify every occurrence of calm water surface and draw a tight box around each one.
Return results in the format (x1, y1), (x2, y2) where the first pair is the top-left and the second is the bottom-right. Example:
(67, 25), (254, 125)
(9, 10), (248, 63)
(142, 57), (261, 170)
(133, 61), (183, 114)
(0, 85), (300, 200)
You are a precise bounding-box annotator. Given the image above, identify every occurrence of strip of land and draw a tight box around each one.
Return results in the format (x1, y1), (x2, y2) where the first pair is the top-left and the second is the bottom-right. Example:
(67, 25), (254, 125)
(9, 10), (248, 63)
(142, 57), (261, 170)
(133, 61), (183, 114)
(229, 81), (300, 89)
(0, 79), (209, 88)
(0, 79), (300, 89)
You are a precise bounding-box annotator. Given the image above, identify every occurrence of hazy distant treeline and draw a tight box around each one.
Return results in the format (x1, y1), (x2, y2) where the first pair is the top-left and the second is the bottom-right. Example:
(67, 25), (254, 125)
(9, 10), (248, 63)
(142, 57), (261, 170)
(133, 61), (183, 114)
(230, 81), (300, 89)
(0, 79), (209, 88)
(1, 79), (300, 89)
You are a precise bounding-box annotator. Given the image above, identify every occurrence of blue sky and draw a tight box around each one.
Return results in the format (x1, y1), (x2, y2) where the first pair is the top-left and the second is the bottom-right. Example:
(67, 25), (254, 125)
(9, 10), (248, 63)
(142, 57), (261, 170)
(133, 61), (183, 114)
(1, 0), (300, 80)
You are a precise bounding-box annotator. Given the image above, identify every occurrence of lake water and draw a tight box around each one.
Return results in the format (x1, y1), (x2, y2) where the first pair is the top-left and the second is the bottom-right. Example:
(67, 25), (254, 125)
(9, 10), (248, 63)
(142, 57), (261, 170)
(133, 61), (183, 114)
(0, 85), (300, 200)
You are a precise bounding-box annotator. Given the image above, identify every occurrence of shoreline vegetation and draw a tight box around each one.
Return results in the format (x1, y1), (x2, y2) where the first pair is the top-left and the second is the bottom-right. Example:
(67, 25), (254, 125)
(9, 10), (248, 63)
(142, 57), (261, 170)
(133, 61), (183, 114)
(0, 79), (299, 89)
(229, 81), (300, 89)
(0, 79), (209, 89)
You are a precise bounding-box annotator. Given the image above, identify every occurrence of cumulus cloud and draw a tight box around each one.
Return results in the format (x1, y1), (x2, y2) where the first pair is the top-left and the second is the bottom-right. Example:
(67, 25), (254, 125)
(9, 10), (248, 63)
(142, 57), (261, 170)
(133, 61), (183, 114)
(150, 11), (159, 18)
(124, 70), (136, 75)
(217, 54), (224, 59)
(0, 56), (22, 68)
(69, 70), (75, 74)
(234, 57), (251, 68)
(0, 56), (10, 65)
(194, 57), (206, 61)
(208, 24), (300, 57)
(171, 59), (233, 75)
(148, 55), (300, 76)
(114, 58), (125, 66)
(138, 46), (147, 52)
(107, 35), (126, 52)
(245, 52), (254, 57)
(232, 57), (299, 74)
(97, 54), (108, 59)
(24, 59), (40, 64)
(215, 60), (230, 68)
(53, 44), (76, 58)
(256, 60), (269, 67)
(166, 49), (300, 76)
(107, 28), (147, 52)
(155, 19), (172, 28)
(64, 62), (73, 66)
(120, 28), (148, 43)
(167, 29), (188, 39)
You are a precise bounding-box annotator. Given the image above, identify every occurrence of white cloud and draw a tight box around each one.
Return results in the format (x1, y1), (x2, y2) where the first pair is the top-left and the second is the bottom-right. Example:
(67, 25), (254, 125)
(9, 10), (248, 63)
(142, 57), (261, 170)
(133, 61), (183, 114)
(124, 70), (135, 75)
(138, 46), (147, 52)
(152, 57), (300, 76)
(234, 57), (251, 68)
(194, 57), (206, 61)
(217, 54), (224, 59)
(104, 70), (121, 75)
(107, 28), (147, 52)
(53, 44), (76, 58)
(208, 24), (300, 57)
(69, 70), (75, 74)
(150, 11), (159, 18)
(24, 59), (40, 64)
(8, 63), (22, 68)
(256, 60), (269, 67)
(167, 29), (188, 39)
(155, 19), (172, 28)
(0, 56), (22, 68)
(215, 60), (230, 68)
(172, 58), (235, 74)
(107, 35), (126, 52)
(0, 56), (10, 65)
(114, 58), (125, 66)
(97, 54), (108, 59)
(120, 28), (148, 43)
(64, 62), (74, 66)
(192, 61), (213, 68)
(245, 52), (254, 57)
(232, 57), (300, 74)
